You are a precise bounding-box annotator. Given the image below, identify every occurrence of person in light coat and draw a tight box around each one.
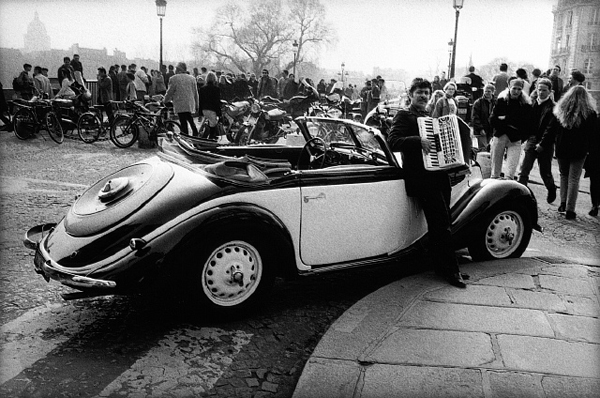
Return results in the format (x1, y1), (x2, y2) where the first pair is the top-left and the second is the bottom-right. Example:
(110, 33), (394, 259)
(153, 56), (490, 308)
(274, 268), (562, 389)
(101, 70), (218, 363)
(164, 62), (199, 136)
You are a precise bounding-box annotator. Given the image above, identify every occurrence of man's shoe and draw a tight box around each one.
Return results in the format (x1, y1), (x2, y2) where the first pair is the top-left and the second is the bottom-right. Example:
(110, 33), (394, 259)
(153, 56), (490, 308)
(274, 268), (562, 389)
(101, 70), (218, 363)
(565, 210), (576, 220)
(558, 203), (566, 213)
(445, 272), (467, 288)
(589, 206), (599, 217)
(546, 188), (557, 204)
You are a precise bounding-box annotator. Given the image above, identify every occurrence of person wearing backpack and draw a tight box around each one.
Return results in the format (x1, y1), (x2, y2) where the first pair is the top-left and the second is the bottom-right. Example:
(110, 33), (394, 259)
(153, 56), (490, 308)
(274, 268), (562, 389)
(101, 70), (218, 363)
(14, 64), (35, 99)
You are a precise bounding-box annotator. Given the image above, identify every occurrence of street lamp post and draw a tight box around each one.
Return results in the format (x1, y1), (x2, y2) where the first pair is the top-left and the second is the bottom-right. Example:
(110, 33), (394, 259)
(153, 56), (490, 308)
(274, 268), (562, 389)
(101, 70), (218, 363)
(156, 0), (167, 71)
(340, 62), (345, 88)
(448, 39), (454, 79)
(292, 40), (298, 79)
(450, 0), (464, 79)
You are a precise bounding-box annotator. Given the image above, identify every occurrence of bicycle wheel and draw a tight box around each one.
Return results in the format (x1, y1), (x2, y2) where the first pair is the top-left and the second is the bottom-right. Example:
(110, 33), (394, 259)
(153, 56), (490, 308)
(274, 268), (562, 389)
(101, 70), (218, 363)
(110, 115), (138, 148)
(45, 112), (64, 144)
(77, 113), (102, 143)
(13, 108), (37, 140)
(163, 120), (181, 135)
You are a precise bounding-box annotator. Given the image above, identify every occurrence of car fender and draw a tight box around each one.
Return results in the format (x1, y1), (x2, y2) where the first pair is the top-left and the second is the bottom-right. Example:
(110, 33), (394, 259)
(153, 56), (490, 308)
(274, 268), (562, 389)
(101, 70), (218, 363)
(164, 203), (296, 278)
(450, 178), (540, 248)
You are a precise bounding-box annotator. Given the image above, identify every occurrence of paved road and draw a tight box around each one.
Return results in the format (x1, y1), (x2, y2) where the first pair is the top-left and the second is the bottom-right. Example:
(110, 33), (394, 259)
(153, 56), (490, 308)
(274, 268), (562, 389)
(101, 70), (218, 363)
(0, 130), (598, 397)
(0, 132), (424, 397)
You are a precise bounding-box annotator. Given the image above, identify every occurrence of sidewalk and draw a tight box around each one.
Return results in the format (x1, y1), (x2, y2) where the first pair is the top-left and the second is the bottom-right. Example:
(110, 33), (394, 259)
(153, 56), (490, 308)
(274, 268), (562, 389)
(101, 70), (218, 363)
(293, 160), (600, 398)
(293, 257), (600, 398)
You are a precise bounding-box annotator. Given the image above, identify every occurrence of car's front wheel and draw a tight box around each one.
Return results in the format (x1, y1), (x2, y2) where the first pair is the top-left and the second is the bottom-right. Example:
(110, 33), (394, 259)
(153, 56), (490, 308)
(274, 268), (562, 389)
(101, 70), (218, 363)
(468, 204), (532, 261)
(189, 231), (275, 316)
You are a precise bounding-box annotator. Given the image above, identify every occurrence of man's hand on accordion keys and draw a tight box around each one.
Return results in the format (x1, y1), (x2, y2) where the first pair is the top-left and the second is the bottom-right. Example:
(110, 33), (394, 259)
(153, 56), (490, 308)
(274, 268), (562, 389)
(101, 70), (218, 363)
(420, 137), (433, 156)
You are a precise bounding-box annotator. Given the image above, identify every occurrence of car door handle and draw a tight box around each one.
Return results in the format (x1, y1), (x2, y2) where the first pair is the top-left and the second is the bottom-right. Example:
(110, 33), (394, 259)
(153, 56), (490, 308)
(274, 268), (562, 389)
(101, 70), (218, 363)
(303, 193), (326, 203)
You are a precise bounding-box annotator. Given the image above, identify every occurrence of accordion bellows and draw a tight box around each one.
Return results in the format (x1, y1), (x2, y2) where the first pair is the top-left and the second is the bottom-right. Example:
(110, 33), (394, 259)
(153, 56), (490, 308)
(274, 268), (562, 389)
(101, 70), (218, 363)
(417, 114), (465, 170)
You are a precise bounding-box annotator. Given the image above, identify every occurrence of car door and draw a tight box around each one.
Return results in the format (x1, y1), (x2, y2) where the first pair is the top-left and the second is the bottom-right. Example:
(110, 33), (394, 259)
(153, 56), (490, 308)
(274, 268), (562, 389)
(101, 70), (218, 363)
(298, 167), (427, 267)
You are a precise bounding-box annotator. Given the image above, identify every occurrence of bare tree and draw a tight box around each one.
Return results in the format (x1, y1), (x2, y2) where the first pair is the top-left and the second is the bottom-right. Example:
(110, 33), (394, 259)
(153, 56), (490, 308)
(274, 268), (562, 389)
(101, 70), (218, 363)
(192, 0), (290, 75)
(191, 0), (336, 76)
(286, 0), (337, 75)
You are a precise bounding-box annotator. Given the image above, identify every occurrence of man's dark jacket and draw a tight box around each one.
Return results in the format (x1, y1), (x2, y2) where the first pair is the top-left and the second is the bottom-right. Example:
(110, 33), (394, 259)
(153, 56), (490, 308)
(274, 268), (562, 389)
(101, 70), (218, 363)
(490, 93), (532, 142)
(387, 106), (451, 198)
(528, 98), (556, 149)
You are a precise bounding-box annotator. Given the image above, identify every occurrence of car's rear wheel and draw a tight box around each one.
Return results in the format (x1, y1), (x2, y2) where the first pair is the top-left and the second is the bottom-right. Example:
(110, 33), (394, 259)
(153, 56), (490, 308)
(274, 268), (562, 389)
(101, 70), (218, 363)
(189, 229), (275, 316)
(468, 204), (532, 261)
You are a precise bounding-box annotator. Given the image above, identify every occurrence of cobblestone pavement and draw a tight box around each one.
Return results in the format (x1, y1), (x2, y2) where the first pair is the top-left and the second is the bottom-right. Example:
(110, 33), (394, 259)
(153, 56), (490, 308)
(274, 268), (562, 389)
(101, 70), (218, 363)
(0, 130), (598, 398)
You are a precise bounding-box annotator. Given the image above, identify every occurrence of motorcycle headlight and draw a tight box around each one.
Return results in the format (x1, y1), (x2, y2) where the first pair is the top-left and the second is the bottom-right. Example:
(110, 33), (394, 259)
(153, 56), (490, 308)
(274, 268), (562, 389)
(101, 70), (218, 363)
(251, 103), (261, 114)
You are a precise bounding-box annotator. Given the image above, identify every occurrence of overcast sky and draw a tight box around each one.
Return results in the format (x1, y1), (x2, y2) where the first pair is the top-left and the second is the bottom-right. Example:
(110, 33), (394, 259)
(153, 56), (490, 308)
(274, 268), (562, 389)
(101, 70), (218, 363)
(0, 0), (557, 75)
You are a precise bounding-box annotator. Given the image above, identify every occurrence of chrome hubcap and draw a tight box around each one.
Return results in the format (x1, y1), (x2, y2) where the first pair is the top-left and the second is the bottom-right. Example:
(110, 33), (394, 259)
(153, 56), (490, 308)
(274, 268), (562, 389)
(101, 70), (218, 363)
(202, 240), (262, 306)
(485, 210), (523, 257)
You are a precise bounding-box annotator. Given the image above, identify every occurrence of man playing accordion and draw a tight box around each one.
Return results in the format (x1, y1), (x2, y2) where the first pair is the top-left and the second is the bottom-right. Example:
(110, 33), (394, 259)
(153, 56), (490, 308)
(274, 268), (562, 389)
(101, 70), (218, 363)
(387, 77), (469, 288)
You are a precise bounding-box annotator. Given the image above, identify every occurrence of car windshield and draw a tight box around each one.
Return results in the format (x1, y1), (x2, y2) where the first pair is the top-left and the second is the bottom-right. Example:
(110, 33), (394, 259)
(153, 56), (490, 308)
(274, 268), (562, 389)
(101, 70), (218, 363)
(304, 119), (385, 155)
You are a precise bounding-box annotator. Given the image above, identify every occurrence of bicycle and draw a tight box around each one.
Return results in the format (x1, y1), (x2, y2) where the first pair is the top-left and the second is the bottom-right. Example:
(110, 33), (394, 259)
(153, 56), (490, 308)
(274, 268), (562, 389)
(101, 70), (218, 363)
(109, 100), (180, 148)
(11, 95), (63, 144)
(47, 96), (107, 144)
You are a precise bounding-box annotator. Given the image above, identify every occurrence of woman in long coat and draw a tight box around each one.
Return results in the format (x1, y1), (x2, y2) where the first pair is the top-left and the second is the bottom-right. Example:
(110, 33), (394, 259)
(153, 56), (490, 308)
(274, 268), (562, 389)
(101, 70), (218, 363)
(551, 85), (598, 220)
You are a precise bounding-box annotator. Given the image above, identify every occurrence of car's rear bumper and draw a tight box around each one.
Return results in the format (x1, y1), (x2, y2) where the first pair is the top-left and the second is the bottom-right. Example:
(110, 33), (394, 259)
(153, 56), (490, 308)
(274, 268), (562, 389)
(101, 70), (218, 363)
(24, 224), (117, 290)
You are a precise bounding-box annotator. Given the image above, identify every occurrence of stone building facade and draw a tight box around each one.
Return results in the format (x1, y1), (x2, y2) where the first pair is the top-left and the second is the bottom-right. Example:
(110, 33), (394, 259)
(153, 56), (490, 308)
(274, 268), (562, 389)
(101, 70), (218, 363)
(550, 0), (600, 102)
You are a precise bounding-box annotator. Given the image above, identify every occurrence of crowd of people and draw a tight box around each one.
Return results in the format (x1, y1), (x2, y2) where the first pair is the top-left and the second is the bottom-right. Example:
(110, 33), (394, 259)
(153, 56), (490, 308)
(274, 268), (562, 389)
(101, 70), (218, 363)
(1, 55), (598, 221)
(425, 63), (598, 221)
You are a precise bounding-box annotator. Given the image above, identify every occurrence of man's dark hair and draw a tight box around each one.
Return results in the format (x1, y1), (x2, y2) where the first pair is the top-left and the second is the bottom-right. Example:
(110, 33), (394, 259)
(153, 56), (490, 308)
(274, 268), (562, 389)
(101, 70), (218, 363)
(408, 77), (432, 94)
(201, 67), (207, 73)
(73, 54), (79, 57)
(23, 63), (32, 69)
(532, 68), (541, 77)
(500, 63), (508, 72)
(63, 57), (70, 62)
(129, 63), (136, 69)
(34, 66), (42, 73)
(121, 64), (127, 69)
(554, 64), (561, 72)
(516, 68), (528, 79)
(41, 67), (48, 72)
(468, 66), (475, 72)
(571, 70), (585, 83)
(97, 67), (107, 74)
(168, 65), (174, 70)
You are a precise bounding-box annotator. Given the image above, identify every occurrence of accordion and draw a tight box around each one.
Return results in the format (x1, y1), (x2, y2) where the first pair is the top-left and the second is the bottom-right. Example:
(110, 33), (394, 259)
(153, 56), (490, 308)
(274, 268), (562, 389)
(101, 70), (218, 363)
(417, 114), (465, 171)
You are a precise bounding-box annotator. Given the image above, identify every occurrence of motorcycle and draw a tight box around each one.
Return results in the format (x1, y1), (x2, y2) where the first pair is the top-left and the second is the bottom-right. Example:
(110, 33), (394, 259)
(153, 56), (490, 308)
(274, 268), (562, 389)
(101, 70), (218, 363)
(199, 98), (253, 142)
(233, 81), (320, 145)
(234, 99), (293, 145)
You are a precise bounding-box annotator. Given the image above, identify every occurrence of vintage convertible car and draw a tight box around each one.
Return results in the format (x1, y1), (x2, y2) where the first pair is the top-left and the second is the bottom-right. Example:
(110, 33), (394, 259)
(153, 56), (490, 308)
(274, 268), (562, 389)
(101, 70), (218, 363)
(24, 117), (541, 315)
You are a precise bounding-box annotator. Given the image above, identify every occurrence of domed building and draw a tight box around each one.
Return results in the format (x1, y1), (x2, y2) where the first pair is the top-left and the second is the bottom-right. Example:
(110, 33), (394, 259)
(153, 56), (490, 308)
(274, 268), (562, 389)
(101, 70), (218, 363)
(23, 11), (51, 53)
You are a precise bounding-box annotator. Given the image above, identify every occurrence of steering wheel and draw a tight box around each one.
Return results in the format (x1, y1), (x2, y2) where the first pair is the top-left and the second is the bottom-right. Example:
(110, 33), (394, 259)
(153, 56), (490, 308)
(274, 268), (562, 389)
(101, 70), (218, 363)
(297, 136), (328, 170)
